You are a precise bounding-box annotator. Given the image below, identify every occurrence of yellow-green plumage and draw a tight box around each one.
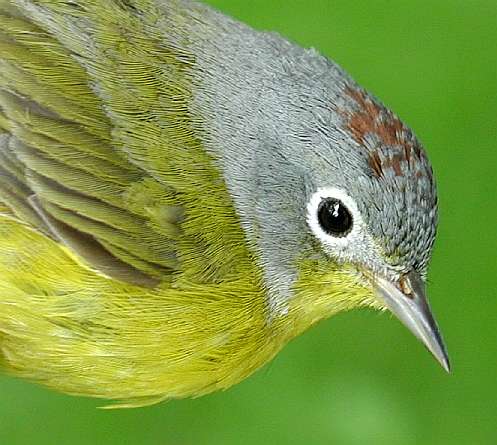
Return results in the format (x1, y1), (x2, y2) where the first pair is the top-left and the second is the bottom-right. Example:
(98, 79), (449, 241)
(0, 0), (378, 406)
(0, 213), (371, 406)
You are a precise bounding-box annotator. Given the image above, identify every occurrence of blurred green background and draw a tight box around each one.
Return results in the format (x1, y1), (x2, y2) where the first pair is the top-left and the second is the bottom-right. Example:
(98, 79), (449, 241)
(0, 0), (495, 444)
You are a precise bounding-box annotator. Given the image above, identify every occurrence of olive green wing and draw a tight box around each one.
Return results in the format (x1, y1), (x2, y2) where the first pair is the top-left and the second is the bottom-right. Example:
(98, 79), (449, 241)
(0, 0), (248, 286)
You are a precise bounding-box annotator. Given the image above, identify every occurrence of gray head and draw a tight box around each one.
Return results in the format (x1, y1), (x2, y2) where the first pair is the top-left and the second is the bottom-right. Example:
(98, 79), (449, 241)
(302, 85), (438, 282)
(176, 1), (448, 369)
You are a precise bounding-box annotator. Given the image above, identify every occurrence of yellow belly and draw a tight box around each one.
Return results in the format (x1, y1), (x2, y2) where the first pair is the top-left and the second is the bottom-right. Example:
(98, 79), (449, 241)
(0, 215), (288, 406)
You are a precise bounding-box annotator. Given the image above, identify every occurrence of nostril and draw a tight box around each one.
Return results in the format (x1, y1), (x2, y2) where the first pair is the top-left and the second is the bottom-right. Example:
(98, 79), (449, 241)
(399, 275), (414, 298)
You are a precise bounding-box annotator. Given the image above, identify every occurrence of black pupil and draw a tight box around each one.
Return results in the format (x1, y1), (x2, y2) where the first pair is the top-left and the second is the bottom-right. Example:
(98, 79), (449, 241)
(317, 198), (353, 237)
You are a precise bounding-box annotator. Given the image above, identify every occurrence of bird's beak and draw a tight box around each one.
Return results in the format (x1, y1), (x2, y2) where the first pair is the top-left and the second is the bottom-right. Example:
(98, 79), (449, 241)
(373, 271), (451, 372)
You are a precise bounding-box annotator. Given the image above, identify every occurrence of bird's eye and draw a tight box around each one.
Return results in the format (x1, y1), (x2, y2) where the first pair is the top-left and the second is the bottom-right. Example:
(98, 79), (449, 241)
(317, 198), (353, 237)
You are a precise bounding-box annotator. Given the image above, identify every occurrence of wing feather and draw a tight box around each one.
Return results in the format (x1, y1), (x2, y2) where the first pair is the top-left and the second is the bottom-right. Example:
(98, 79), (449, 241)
(0, 0), (251, 286)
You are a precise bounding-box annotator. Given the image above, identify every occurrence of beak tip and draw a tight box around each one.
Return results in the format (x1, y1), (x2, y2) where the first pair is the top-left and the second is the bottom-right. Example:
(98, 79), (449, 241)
(427, 320), (451, 374)
(438, 350), (451, 374)
(439, 355), (451, 373)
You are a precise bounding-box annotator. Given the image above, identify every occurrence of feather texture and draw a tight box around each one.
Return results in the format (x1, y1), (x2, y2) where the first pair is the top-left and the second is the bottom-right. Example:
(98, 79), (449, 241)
(0, 0), (275, 404)
(0, 0), (251, 285)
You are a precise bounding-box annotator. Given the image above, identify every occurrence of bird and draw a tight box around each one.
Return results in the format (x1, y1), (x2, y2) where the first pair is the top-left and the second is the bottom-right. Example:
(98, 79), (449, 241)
(0, 0), (449, 407)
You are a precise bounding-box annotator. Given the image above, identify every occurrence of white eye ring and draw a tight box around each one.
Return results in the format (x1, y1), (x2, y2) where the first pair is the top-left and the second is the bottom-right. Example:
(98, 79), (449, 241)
(306, 187), (364, 248)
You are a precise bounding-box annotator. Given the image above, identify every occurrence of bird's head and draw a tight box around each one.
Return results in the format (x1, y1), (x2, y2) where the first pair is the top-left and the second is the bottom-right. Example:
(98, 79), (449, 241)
(190, 36), (449, 371)
(280, 83), (449, 370)
(226, 80), (449, 371)
(291, 86), (449, 371)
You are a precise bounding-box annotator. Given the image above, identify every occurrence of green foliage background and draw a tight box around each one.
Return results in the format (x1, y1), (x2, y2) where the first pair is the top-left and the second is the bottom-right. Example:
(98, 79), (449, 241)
(0, 1), (495, 443)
